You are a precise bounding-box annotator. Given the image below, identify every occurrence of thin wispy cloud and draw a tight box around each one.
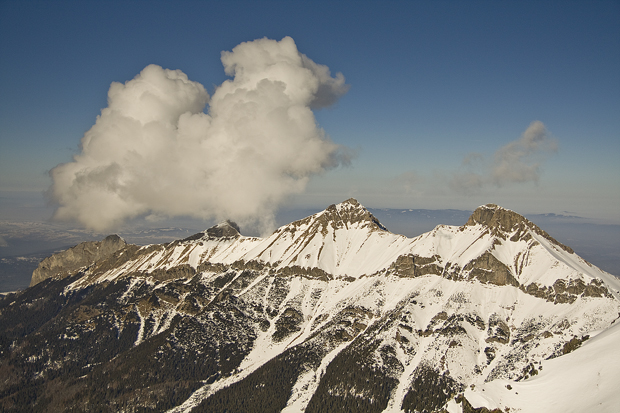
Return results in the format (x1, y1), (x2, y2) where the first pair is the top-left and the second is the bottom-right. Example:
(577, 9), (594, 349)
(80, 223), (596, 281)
(449, 121), (558, 194)
(491, 120), (558, 185)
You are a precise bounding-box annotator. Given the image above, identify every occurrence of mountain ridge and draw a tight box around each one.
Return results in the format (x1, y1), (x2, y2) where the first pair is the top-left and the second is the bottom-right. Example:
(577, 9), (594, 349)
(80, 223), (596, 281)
(29, 234), (126, 286)
(4, 199), (618, 412)
(30, 200), (618, 303)
(465, 203), (574, 254)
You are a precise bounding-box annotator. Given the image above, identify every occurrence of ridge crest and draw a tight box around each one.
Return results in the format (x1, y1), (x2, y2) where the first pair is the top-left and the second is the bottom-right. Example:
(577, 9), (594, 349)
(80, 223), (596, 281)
(321, 198), (387, 231)
(181, 220), (241, 242)
(465, 204), (573, 253)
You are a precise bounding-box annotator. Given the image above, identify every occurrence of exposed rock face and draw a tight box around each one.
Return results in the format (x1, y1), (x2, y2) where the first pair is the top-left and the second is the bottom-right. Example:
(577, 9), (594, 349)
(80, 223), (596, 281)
(463, 251), (520, 287)
(289, 197), (387, 234)
(322, 198), (387, 231)
(182, 221), (241, 242)
(206, 220), (240, 239)
(30, 235), (126, 286)
(389, 254), (416, 277)
(522, 277), (613, 304)
(466, 204), (574, 254)
(466, 203), (525, 233)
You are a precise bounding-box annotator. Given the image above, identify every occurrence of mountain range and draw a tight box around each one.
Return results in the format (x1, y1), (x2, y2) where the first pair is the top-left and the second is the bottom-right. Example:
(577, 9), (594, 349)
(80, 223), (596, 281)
(1, 199), (618, 412)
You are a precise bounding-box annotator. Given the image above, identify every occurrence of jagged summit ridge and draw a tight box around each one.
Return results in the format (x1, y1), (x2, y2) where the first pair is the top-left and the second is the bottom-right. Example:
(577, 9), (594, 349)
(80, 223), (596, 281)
(181, 220), (241, 242)
(283, 198), (388, 234)
(30, 199), (617, 299)
(322, 198), (388, 231)
(466, 203), (518, 228)
(206, 220), (241, 238)
(241, 198), (395, 276)
(466, 203), (540, 235)
(466, 203), (574, 254)
(30, 234), (126, 286)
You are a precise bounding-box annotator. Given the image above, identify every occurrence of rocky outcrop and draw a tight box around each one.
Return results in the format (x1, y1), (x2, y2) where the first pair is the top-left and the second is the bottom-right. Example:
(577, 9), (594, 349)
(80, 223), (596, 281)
(286, 198), (387, 235)
(466, 204), (574, 254)
(322, 198), (387, 231)
(463, 251), (520, 287)
(276, 265), (332, 281)
(182, 221), (241, 242)
(206, 220), (241, 238)
(389, 254), (416, 277)
(522, 278), (613, 304)
(30, 235), (126, 286)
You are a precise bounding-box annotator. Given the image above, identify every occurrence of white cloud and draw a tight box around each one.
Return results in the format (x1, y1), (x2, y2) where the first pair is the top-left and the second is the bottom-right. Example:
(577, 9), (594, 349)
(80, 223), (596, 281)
(49, 37), (350, 233)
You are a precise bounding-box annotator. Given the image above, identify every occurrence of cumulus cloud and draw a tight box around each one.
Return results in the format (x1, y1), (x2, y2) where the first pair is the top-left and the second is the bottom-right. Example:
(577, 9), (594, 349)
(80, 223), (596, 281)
(49, 37), (350, 233)
(449, 121), (557, 194)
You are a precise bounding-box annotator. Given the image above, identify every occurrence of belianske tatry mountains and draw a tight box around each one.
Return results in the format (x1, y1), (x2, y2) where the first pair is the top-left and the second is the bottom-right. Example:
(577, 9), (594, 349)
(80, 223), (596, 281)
(1, 199), (619, 412)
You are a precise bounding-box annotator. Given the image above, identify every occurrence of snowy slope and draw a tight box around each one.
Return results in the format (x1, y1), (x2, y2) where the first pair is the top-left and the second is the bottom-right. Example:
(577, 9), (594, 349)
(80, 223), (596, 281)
(21, 199), (620, 412)
(468, 320), (620, 413)
(68, 200), (620, 300)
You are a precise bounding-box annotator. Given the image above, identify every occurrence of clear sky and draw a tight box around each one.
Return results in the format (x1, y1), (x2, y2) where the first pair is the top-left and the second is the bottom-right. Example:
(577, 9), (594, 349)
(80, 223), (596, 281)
(1, 0), (619, 230)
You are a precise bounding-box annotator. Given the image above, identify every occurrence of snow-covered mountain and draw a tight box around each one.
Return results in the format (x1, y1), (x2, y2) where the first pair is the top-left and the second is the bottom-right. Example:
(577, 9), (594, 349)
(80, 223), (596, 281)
(2, 199), (619, 412)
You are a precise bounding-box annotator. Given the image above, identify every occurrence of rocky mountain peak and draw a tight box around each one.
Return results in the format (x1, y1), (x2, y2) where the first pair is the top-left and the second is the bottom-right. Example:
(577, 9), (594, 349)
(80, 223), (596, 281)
(465, 204), (526, 232)
(181, 220), (241, 242)
(319, 198), (387, 231)
(30, 234), (126, 286)
(280, 198), (387, 237)
(465, 204), (574, 253)
(206, 220), (241, 239)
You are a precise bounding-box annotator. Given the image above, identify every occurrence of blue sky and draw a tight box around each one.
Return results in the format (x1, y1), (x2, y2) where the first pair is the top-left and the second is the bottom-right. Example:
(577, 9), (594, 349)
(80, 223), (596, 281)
(1, 0), (619, 228)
